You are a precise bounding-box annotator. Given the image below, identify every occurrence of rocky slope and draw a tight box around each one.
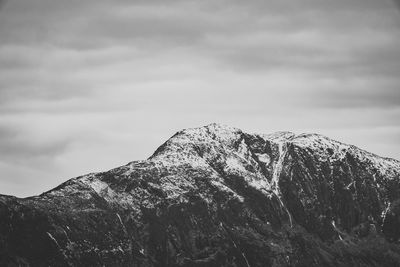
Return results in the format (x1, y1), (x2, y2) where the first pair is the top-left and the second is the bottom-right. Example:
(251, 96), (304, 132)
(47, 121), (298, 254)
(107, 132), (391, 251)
(1, 123), (400, 267)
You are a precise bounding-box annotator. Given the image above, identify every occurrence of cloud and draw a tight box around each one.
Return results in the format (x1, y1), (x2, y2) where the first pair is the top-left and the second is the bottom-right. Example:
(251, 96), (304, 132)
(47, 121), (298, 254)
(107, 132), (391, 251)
(0, 123), (71, 163)
(393, 0), (400, 10)
(0, 0), (399, 196)
(312, 81), (400, 109)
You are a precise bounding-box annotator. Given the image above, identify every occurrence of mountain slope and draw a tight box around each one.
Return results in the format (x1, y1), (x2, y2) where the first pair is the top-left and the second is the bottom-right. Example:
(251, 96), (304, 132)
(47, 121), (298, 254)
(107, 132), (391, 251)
(1, 123), (400, 266)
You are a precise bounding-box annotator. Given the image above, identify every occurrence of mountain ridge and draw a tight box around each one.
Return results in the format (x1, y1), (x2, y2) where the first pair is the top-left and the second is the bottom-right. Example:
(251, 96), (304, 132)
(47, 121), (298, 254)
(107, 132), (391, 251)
(1, 123), (400, 266)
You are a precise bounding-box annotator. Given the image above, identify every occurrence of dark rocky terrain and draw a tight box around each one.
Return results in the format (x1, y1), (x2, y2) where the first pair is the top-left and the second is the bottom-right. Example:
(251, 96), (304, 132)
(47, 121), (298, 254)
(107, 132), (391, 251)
(1, 123), (400, 267)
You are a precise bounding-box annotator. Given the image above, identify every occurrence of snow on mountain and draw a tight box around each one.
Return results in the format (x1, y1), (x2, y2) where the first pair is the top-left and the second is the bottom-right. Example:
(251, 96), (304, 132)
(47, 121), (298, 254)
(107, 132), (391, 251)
(1, 123), (400, 267)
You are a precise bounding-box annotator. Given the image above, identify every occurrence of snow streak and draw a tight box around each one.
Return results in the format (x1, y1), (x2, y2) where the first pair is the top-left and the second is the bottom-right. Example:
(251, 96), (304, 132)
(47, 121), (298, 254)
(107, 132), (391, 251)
(271, 141), (293, 227)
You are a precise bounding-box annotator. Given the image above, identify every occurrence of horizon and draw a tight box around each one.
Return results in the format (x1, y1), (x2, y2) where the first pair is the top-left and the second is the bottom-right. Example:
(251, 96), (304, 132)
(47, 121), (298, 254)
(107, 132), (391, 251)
(1, 0), (400, 197)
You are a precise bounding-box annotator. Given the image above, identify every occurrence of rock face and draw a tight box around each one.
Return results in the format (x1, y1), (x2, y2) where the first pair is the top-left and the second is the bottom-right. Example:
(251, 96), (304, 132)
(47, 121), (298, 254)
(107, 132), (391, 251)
(1, 123), (400, 267)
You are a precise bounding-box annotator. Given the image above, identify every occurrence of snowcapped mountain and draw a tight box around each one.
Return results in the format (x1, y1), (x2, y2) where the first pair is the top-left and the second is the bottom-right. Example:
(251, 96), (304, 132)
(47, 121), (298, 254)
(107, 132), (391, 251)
(1, 123), (400, 266)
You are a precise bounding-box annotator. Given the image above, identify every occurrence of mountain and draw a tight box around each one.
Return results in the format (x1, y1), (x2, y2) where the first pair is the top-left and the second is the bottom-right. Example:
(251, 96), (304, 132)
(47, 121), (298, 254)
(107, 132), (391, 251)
(1, 123), (400, 267)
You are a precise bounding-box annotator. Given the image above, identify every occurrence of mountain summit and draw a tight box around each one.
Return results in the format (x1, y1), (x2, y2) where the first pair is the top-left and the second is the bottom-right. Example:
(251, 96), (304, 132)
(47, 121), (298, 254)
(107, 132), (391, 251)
(1, 124), (400, 266)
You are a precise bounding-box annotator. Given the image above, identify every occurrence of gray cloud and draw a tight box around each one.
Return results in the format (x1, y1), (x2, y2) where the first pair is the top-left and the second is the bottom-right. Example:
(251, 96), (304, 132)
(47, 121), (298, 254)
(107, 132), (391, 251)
(312, 81), (400, 109)
(0, 124), (70, 163)
(0, 0), (399, 196)
(393, 0), (400, 9)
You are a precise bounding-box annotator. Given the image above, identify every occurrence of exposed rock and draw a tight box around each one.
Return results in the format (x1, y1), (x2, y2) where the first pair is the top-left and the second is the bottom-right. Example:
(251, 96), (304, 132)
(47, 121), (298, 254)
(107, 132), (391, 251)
(1, 123), (400, 266)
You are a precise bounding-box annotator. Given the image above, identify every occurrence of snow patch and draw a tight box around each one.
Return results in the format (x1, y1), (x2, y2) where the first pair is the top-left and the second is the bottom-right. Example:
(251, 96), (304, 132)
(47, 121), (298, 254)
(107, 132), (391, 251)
(255, 153), (270, 165)
(381, 203), (391, 228)
(331, 220), (344, 240)
(271, 142), (286, 194)
(225, 157), (248, 174)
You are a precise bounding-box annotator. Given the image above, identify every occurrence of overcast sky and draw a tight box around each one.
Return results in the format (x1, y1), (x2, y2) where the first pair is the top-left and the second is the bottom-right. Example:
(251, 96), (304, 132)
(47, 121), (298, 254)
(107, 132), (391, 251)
(1, 0), (400, 197)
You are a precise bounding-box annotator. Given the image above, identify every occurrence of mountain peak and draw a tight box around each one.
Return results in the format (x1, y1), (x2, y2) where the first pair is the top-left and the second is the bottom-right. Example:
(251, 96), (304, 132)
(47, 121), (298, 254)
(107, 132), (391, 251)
(1, 124), (400, 266)
(181, 123), (242, 138)
(150, 124), (398, 167)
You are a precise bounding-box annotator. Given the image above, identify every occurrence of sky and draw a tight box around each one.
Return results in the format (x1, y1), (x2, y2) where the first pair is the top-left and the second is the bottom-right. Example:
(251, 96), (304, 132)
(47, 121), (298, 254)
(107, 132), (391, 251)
(0, 0), (400, 197)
